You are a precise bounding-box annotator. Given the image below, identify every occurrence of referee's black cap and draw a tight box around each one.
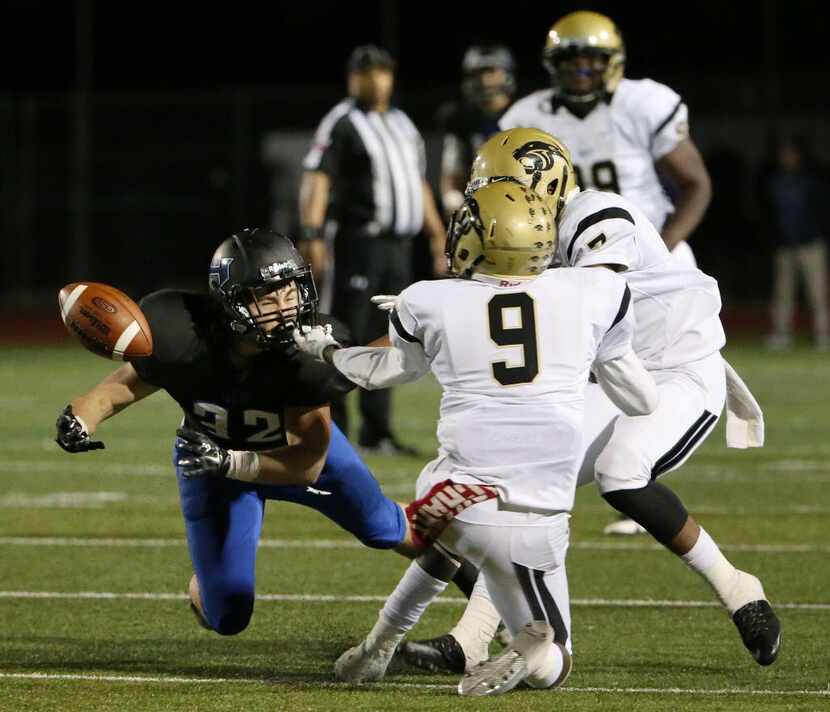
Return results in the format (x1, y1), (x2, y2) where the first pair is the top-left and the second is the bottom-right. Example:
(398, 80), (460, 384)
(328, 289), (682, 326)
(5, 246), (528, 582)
(347, 44), (396, 73)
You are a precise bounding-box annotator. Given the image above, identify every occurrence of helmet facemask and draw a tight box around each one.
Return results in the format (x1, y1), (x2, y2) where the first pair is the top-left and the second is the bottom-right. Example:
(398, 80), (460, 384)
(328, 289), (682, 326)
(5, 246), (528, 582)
(445, 196), (487, 278)
(447, 182), (557, 279)
(542, 11), (626, 105)
(544, 46), (614, 104)
(209, 229), (320, 352)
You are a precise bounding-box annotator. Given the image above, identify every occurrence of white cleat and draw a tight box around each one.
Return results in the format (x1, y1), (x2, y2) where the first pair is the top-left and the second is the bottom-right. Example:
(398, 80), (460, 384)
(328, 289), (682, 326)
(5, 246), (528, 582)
(458, 621), (554, 697)
(603, 517), (648, 536)
(334, 639), (395, 683)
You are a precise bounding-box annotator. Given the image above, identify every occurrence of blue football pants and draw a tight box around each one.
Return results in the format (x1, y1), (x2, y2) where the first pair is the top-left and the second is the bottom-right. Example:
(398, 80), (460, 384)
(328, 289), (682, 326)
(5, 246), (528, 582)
(174, 421), (405, 634)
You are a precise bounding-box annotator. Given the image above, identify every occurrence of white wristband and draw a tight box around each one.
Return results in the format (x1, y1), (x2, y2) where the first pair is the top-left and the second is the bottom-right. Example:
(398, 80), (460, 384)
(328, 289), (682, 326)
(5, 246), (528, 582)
(226, 450), (261, 482)
(74, 414), (91, 436)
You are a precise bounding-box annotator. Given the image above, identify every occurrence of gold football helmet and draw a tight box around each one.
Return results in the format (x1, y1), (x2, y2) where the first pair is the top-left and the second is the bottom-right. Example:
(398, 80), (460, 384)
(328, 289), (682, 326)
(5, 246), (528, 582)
(468, 128), (578, 220)
(542, 11), (625, 97)
(446, 181), (557, 279)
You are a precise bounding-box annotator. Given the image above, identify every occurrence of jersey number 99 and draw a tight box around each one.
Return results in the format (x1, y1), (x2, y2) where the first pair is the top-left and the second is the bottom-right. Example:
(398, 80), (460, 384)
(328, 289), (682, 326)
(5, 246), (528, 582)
(574, 160), (620, 194)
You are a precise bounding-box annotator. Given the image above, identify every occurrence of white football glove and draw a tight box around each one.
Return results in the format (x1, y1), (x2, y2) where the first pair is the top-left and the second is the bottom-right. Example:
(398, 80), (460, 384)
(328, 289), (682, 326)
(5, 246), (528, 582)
(369, 294), (399, 313)
(293, 324), (341, 361)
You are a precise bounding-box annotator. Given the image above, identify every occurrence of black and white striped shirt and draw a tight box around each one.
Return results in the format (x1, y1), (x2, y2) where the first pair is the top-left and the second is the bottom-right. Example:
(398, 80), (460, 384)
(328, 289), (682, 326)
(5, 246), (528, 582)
(303, 99), (426, 238)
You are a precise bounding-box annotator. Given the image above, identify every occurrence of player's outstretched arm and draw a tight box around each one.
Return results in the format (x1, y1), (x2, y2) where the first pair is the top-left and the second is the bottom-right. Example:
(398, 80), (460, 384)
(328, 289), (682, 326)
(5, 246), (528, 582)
(56, 364), (159, 452)
(293, 325), (429, 389)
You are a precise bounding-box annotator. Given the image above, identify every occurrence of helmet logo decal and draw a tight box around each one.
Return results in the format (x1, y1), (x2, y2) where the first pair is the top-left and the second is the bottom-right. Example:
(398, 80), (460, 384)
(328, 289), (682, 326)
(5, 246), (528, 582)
(260, 260), (297, 280)
(512, 142), (561, 192)
(209, 257), (234, 290)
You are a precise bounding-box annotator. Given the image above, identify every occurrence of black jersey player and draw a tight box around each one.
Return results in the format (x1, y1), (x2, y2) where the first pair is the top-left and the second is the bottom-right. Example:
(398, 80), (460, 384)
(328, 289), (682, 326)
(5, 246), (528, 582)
(55, 229), (419, 635)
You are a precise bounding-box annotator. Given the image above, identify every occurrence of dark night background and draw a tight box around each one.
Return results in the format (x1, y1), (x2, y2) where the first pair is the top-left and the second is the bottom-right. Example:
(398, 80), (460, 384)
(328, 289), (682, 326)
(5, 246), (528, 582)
(2, 0), (829, 320)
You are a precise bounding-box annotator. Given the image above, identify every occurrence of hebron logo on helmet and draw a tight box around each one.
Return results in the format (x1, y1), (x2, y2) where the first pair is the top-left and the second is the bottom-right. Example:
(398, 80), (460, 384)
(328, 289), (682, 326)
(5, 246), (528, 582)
(512, 141), (558, 174)
(512, 141), (563, 194)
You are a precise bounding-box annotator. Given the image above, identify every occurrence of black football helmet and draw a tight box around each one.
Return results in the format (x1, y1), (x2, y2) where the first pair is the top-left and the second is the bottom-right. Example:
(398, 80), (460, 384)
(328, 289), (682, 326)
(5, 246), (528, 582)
(461, 44), (516, 104)
(208, 228), (318, 349)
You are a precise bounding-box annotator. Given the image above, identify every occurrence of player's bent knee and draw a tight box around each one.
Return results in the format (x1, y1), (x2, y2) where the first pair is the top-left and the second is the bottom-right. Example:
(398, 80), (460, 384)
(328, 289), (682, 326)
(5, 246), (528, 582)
(359, 529), (404, 550)
(211, 593), (254, 635)
(356, 500), (407, 550)
(201, 578), (255, 635)
(594, 441), (648, 493)
(601, 482), (688, 545)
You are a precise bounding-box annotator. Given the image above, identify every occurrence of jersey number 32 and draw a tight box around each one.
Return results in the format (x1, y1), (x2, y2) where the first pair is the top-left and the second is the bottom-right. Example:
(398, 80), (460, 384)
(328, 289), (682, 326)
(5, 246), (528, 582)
(193, 402), (285, 445)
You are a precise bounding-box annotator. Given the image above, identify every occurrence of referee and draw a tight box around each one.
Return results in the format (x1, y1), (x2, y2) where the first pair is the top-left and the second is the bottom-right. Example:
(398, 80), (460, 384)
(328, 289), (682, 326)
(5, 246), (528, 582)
(299, 44), (446, 454)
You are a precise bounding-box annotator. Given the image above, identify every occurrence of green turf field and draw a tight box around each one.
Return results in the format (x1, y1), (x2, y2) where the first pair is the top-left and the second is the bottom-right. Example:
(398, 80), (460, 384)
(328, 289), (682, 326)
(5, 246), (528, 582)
(0, 343), (828, 711)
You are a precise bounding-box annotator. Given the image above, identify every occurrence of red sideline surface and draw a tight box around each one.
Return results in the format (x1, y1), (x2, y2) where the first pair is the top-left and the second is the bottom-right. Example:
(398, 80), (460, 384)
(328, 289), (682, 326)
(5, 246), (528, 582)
(0, 313), (74, 344)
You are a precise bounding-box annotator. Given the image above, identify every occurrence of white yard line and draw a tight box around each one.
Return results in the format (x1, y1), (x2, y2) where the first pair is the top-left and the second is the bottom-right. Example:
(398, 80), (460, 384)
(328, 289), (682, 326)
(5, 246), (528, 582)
(0, 671), (827, 697)
(0, 590), (826, 610)
(0, 536), (827, 555)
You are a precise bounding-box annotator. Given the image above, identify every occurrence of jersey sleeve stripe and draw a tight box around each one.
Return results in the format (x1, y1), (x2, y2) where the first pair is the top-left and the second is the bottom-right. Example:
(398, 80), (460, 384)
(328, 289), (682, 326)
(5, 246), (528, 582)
(390, 309), (420, 344)
(566, 207), (635, 261)
(609, 284), (632, 331)
(653, 98), (684, 138)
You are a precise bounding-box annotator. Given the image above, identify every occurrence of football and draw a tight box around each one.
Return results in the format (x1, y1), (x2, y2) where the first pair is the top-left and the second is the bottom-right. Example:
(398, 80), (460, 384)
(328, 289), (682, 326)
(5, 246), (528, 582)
(58, 282), (153, 360)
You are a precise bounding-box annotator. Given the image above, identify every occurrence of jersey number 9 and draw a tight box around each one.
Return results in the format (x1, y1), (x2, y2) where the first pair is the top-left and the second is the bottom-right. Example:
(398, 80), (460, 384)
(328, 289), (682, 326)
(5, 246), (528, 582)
(488, 293), (538, 386)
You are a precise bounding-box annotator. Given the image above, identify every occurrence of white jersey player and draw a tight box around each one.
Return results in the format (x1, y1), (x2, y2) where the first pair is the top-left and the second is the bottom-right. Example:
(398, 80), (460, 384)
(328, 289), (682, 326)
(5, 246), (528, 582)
(395, 128), (779, 677)
(499, 10), (710, 269)
(293, 181), (659, 696)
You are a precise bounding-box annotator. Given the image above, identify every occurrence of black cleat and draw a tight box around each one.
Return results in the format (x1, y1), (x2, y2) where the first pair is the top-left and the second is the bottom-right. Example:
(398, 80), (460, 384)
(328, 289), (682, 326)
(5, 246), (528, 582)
(397, 634), (466, 674)
(732, 600), (781, 666)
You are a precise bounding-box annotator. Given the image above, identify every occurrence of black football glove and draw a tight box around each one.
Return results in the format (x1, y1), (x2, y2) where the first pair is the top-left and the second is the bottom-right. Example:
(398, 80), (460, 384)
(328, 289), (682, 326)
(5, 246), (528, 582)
(175, 427), (231, 479)
(55, 404), (105, 453)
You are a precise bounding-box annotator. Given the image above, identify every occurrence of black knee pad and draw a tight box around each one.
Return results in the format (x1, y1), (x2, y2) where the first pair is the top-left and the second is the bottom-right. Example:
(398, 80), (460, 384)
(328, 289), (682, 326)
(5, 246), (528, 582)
(602, 481), (688, 545)
(416, 547), (462, 582)
(452, 559), (479, 599)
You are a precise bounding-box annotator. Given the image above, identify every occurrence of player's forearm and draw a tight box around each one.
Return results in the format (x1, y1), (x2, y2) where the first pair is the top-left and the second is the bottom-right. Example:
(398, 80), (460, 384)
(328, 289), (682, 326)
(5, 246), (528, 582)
(237, 406), (330, 486)
(250, 446), (326, 486)
(331, 346), (425, 390)
(662, 177), (711, 249)
(595, 349), (659, 416)
(70, 365), (158, 432)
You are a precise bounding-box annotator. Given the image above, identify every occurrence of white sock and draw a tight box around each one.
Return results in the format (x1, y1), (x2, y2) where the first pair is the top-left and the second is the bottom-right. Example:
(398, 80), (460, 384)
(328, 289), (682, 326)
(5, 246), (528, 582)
(449, 575), (501, 667)
(366, 561), (448, 651)
(681, 527), (763, 613)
